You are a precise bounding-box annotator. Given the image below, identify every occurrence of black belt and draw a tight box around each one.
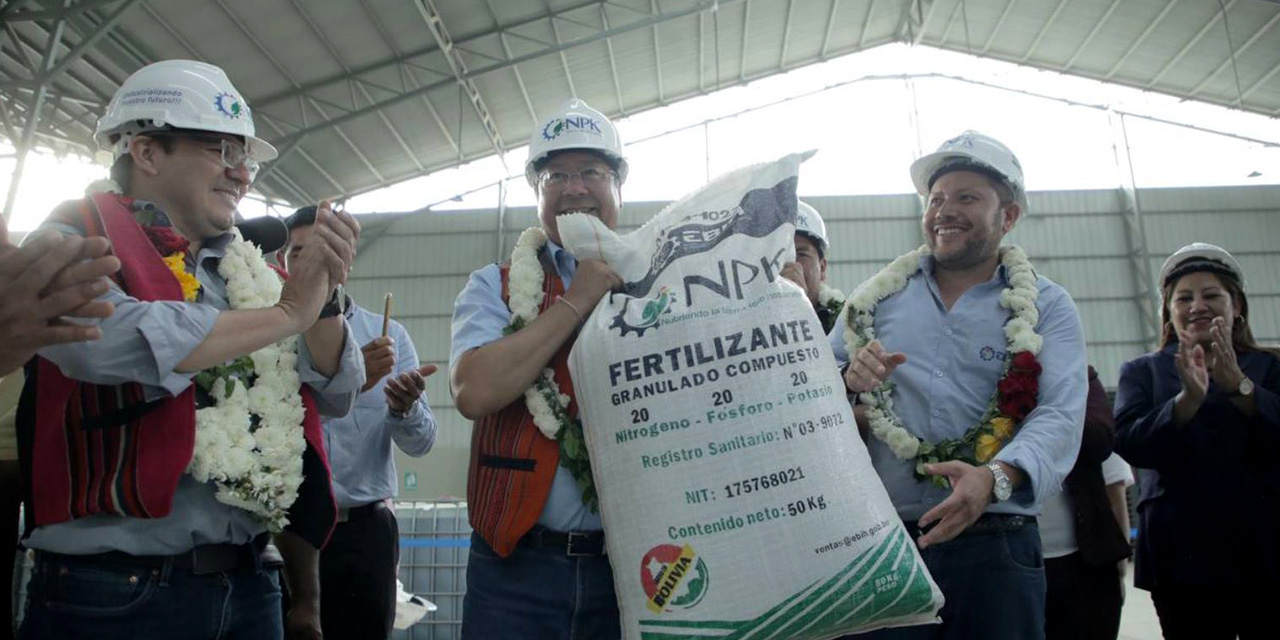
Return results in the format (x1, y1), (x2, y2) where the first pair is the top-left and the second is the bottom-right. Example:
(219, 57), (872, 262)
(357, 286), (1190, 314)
(37, 535), (268, 575)
(520, 525), (606, 557)
(337, 500), (388, 523)
(903, 513), (1036, 540)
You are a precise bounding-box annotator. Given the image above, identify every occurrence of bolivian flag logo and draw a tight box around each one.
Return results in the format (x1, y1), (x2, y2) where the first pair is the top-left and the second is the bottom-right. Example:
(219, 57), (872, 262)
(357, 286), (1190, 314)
(640, 543), (710, 613)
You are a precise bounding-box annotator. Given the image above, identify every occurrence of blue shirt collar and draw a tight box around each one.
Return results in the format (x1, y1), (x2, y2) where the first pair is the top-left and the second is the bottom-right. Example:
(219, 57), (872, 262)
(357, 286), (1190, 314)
(918, 253), (1011, 287)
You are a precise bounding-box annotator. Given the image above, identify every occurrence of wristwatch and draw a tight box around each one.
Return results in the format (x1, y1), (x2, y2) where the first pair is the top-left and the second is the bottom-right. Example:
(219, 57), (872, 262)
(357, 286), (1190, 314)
(1230, 377), (1255, 398)
(318, 291), (348, 319)
(986, 462), (1013, 503)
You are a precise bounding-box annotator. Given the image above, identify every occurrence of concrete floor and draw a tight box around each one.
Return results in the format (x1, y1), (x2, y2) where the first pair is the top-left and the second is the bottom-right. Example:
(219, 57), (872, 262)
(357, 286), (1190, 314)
(1118, 565), (1162, 640)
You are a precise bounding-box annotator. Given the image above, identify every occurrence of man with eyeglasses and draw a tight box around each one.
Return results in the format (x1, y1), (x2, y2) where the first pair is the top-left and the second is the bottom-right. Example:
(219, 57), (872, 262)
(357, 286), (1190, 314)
(450, 99), (627, 640)
(17, 60), (364, 640)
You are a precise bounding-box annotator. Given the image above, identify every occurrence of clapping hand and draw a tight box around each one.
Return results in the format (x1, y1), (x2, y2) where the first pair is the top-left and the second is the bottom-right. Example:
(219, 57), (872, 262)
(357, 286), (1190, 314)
(0, 222), (121, 376)
(1173, 331), (1210, 404)
(1206, 316), (1247, 393)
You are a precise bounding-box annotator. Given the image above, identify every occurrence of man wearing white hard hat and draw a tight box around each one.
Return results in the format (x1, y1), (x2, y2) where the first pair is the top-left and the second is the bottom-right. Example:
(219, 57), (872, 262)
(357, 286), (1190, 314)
(781, 201), (845, 334)
(450, 99), (627, 639)
(831, 131), (1086, 639)
(16, 59), (365, 640)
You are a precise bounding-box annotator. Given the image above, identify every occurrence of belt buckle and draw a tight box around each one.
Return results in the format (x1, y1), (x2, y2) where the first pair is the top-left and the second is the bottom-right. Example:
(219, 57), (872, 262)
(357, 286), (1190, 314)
(190, 545), (237, 575)
(337, 507), (351, 523)
(565, 532), (597, 557)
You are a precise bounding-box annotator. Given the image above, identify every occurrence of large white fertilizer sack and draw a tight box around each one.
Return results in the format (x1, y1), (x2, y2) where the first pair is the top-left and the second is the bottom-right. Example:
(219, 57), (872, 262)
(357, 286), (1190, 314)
(559, 152), (944, 640)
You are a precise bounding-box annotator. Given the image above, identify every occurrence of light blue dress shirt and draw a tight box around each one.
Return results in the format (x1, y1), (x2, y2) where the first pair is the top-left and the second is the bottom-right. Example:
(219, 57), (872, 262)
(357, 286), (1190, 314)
(450, 241), (602, 532)
(27, 204), (364, 554)
(830, 254), (1086, 521)
(326, 304), (436, 509)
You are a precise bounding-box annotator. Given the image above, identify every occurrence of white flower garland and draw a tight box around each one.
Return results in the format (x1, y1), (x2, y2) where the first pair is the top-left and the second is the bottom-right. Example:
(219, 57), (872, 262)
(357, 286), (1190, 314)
(844, 245), (1042, 460)
(507, 227), (571, 441)
(188, 228), (307, 532)
(87, 177), (308, 530)
(818, 284), (845, 309)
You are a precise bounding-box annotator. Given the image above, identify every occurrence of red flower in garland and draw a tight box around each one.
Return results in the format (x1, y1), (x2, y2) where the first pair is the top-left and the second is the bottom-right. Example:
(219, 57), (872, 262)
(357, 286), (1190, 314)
(142, 224), (190, 257)
(997, 351), (1042, 421)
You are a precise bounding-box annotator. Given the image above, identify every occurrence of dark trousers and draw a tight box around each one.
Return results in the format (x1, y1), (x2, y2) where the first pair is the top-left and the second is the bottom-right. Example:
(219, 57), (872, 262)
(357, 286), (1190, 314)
(845, 525), (1046, 640)
(319, 503), (399, 640)
(461, 533), (620, 640)
(1, 461), (19, 640)
(19, 551), (281, 640)
(1044, 552), (1122, 640)
(1151, 583), (1271, 640)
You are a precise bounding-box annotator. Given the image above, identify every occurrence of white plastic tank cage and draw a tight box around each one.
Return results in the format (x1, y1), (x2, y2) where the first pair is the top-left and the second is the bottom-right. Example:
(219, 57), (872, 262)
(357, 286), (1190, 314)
(393, 500), (471, 640)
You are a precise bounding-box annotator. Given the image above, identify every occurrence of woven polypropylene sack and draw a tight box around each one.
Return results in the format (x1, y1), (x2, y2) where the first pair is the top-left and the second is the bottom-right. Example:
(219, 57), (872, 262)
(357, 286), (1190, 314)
(559, 152), (944, 640)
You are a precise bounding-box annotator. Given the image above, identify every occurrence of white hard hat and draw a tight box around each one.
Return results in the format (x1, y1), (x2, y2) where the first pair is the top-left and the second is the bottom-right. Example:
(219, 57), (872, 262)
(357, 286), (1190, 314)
(910, 130), (1027, 212)
(525, 99), (627, 188)
(795, 201), (828, 255)
(95, 59), (277, 162)
(1158, 242), (1246, 290)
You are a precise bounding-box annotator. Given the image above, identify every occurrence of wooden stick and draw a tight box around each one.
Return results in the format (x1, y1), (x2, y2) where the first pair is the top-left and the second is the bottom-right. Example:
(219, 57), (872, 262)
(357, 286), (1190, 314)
(381, 292), (393, 337)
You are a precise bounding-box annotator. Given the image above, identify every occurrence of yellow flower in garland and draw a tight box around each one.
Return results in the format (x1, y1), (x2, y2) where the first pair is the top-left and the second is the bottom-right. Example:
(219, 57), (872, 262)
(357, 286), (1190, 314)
(989, 416), (1016, 440)
(975, 434), (1002, 464)
(162, 252), (201, 301)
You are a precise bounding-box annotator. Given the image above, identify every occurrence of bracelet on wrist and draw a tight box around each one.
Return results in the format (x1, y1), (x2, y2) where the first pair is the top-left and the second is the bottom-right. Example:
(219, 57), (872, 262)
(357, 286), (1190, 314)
(556, 296), (585, 325)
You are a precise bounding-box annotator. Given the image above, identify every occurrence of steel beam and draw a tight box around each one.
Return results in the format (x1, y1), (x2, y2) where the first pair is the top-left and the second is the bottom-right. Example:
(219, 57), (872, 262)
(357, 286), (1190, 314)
(413, 0), (507, 168)
(1145, 0), (1240, 88)
(3, 0), (70, 219)
(1062, 0), (1123, 70)
(820, 0), (840, 57)
(38, 0), (139, 83)
(1188, 3), (1279, 98)
(653, 0), (664, 104)
(4, 0), (120, 22)
(980, 0), (1017, 55)
(260, 0), (723, 174)
(290, 0), (424, 174)
(1104, 0), (1179, 80)
(1020, 0), (1069, 62)
(739, 0), (750, 81)
(1107, 111), (1160, 348)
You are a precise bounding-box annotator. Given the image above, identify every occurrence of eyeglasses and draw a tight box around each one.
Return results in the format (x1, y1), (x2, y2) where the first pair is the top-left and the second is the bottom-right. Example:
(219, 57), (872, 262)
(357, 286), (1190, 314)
(213, 138), (259, 180)
(141, 131), (260, 180)
(538, 167), (614, 190)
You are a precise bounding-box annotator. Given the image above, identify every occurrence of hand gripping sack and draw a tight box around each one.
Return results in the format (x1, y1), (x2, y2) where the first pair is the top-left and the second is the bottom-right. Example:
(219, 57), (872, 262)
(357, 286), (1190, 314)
(559, 152), (944, 640)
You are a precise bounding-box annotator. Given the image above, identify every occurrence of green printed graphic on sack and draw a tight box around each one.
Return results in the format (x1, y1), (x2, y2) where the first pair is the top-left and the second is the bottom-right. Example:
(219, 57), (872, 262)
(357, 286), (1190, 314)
(561, 152), (943, 640)
(638, 528), (934, 640)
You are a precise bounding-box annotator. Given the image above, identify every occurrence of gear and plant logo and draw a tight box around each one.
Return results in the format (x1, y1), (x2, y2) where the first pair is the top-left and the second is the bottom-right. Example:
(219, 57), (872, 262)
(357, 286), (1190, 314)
(541, 115), (602, 141)
(214, 92), (244, 119)
(610, 285), (675, 337)
(641, 543), (710, 613)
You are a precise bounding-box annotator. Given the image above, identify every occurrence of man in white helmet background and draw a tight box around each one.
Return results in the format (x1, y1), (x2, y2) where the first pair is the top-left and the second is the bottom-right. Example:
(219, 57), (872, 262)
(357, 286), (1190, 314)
(781, 201), (845, 334)
(830, 131), (1087, 639)
(449, 99), (626, 639)
(16, 60), (365, 640)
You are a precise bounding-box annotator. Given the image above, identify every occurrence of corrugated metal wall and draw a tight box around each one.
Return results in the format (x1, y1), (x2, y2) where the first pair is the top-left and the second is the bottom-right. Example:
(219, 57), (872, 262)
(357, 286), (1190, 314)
(347, 184), (1280, 499)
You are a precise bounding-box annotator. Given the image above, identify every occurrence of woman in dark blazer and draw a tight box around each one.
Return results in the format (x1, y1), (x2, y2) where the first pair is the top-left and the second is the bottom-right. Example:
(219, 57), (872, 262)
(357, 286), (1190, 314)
(1114, 242), (1280, 640)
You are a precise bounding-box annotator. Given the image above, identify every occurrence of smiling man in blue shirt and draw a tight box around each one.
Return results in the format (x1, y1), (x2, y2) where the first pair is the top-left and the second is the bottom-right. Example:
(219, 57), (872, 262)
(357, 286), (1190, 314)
(280, 207), (438, 640)
(831, 132), (1086, 640)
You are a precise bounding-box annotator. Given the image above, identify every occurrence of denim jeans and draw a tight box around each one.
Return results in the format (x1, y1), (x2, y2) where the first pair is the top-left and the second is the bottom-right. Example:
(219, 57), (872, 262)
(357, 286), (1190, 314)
(19, 552), (283, 640)
(848, 525), (1047, 640)
(461, 532), (619, 640)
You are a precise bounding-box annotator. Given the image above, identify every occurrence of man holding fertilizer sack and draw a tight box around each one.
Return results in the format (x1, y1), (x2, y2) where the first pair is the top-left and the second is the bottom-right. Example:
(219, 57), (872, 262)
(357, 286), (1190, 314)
(450, 99), (628, 640)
